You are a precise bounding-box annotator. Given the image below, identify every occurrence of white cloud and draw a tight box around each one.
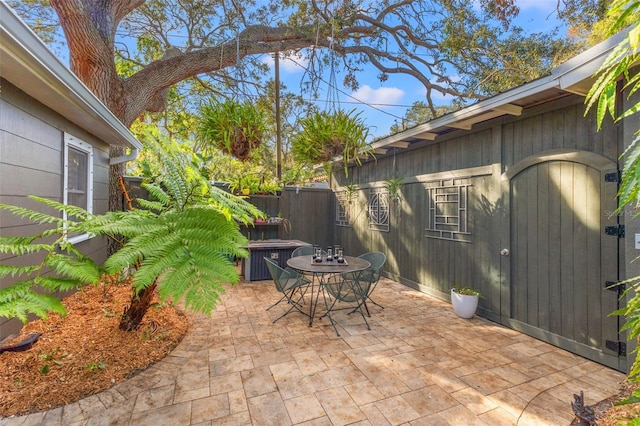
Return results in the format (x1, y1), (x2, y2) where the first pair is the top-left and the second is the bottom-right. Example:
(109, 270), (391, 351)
(349, 85), (404, 107)
(262, 51), (308, 73)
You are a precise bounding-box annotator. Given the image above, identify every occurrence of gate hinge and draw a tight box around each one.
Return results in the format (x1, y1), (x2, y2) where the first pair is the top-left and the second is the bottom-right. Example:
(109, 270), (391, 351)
(605, 225), (625, 238)
(605, 280), (626, 296)
(605, 171), (622, 183)
(606, 340), (627, 356)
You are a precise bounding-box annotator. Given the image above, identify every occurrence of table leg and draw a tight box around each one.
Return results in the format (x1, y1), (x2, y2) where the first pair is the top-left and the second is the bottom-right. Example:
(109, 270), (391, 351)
(308, 273), (324, 326)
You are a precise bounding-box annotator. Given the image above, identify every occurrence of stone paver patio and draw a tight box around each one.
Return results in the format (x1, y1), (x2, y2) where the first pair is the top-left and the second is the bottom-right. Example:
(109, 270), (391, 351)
(1, 277), (626, 425)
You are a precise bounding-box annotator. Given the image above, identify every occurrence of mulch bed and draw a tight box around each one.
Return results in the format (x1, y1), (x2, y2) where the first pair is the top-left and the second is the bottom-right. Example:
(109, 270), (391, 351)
(0, 279), (188, 418)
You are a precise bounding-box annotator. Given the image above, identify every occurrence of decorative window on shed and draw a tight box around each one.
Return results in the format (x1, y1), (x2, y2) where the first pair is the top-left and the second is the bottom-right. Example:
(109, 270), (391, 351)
(425, 179), (471, 242)
(63, 133), (93, 243)
(368, 188), (389, 232)
(335, 191), (350, 227)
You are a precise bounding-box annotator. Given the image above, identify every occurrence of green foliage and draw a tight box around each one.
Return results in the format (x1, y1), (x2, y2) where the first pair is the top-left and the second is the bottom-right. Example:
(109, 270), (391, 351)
(291, 109), (372, 176)
(95, 134), (257, 315)
(0, 133), (261, 326)
(617, 386), (640, 406)
(85, 361), (106, 371)
(383, 177), (404, 202)
(195, 99), (267, 162)
(390, 102), (458, 134)
(585, 0), (640, 383)
(452, 285), (481, 297)
(615, 278), (640, 381)
(0, 198), (103, 323)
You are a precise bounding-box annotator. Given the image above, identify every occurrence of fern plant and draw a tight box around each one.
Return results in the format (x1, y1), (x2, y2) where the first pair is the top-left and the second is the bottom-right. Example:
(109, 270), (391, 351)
(291, 108), (373, 176)
(0, 133), (263, 331)
(0, 198), (103, 323)
(195, 98), (267, 161)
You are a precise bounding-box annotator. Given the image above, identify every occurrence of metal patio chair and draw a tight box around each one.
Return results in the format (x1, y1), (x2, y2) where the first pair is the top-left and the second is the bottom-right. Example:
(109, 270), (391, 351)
(356, 251), (386, 315)
(291, 246), (315, 257)
(321, 268), (375, 336)
(264, 257), (311, 323)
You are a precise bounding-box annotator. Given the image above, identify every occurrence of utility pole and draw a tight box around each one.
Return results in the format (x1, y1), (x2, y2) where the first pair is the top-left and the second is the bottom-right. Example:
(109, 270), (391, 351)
(275, 52), (282, 181)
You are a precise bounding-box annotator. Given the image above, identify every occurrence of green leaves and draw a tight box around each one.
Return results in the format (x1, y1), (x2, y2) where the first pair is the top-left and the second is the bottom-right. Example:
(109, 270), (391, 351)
(585, 0), (640, 386)
(195, 99), (267, 162)
(0, 197), (102, 322)
(290, 108), (372, 176)
(0, 132), (259, 326)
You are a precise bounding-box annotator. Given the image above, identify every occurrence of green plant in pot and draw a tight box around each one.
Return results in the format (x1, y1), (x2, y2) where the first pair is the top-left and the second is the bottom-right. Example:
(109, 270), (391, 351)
(195, 99), (267, 161)
(451, 285), (481, 319)
(291, 108), (372, 176)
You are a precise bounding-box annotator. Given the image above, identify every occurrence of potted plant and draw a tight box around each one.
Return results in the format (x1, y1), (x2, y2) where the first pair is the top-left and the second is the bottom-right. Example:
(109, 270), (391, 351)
(450, 285), (481, 318)
(228, 174), (259, 196)
(195, 99), (267, 161)
(290, 108), (372, 176)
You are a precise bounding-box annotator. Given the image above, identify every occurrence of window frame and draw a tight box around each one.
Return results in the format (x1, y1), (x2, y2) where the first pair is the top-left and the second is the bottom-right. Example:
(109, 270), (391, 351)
(63, 133), (94, 244)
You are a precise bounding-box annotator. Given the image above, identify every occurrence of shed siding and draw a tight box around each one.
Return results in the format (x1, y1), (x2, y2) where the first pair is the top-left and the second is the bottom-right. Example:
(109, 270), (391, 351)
(1, 79), (111, 337)
(331, 92), (625, 369)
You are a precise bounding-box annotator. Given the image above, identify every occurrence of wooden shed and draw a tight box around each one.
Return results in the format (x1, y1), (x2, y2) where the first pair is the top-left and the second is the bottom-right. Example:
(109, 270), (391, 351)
(331, 30), (639, 373)
(0, 3), (142, 338)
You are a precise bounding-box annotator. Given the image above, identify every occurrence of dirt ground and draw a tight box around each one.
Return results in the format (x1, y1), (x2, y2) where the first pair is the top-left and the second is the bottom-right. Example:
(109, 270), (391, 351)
(0, 279), (188, 418)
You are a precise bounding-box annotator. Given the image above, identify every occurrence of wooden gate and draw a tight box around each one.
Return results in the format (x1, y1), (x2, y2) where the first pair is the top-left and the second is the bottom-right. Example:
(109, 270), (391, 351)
(507, 152), (624, 370)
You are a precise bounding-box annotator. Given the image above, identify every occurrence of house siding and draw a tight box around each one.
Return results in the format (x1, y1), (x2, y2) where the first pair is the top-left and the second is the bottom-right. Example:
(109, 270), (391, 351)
(0, 79), (111, 337)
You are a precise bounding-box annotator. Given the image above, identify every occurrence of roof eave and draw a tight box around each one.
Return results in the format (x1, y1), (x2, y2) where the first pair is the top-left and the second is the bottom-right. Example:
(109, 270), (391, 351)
(367, 27), (632, 155)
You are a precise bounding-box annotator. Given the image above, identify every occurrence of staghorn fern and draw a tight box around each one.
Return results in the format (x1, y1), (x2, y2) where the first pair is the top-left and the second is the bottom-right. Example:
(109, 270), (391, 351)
(290, 108), (373, 176)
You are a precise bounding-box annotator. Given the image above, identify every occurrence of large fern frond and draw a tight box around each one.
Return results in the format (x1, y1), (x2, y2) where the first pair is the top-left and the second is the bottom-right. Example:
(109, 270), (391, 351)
(0, 281), (67, 323)
(207, 185), (265, 224)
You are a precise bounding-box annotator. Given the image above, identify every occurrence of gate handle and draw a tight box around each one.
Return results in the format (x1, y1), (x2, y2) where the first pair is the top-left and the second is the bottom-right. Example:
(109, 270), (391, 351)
(500, 248), (510, 256)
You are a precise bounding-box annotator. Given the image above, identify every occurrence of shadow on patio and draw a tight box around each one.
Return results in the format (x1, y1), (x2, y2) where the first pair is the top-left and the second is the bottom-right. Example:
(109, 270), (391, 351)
(5, 277), (625, 425)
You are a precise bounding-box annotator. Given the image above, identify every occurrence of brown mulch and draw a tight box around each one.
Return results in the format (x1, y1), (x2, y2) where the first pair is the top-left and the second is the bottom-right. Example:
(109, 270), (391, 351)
(593, 381), (640, 426)
(0, 279), (188, 419)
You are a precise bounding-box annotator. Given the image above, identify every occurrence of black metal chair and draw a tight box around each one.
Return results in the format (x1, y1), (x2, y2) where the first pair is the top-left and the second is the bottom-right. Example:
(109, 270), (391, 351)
(356, 251), (387, 315)
(264, 257), (311, 323)
(321, 268), (375, 336)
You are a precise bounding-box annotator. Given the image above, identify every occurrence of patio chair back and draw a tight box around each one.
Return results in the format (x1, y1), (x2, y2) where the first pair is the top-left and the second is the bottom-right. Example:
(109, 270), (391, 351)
(291, 246), (315, 257)
(357, 251), (386, 283)
(322, 269), (375, 336)
(264, 257), (310, 323)
(356, 252), (387, 314)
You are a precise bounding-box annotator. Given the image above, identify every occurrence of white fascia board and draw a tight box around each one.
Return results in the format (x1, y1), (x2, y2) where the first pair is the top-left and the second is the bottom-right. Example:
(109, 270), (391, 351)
(0, 2), (142, 150)
(552, 28), (631, 91)
(372, 28), (633, 150)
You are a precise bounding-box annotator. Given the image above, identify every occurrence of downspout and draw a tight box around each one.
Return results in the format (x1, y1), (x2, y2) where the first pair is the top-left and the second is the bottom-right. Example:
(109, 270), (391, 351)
(109, 148), (139, 165)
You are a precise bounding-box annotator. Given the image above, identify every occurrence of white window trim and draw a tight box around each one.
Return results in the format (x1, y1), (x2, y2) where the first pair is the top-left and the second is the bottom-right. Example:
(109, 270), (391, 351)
(63, 133), (94, 244)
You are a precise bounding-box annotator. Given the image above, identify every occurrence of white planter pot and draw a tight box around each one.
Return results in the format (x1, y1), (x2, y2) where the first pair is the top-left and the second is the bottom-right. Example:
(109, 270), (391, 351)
(451, 289), (479, 319)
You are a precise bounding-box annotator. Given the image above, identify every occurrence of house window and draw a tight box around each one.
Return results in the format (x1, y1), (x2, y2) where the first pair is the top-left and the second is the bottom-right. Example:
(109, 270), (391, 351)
(335, 191), (350, 227)
(368, 189), (389, 232)
(425, 180), (471, 242)
(63, 133), (93, 243)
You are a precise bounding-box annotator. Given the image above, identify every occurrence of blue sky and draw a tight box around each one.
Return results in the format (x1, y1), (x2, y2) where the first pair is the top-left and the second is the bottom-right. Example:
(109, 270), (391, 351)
(262, 0), (569, 140)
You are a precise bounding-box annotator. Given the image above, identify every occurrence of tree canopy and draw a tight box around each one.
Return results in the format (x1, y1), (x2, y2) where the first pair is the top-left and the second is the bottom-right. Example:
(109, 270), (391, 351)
(7, 0), (610, 214)
(10, 0), (604, 126)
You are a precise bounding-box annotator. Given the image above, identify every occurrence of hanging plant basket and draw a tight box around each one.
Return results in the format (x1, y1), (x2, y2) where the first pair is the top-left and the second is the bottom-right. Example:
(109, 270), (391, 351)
(195, 99), (266, 161)
(291, 109), (372, 173)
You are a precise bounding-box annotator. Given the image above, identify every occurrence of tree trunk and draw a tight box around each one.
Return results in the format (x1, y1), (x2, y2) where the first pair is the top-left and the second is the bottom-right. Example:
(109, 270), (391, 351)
(108, 146), (126, 255)
(119, 281), (158, 331)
